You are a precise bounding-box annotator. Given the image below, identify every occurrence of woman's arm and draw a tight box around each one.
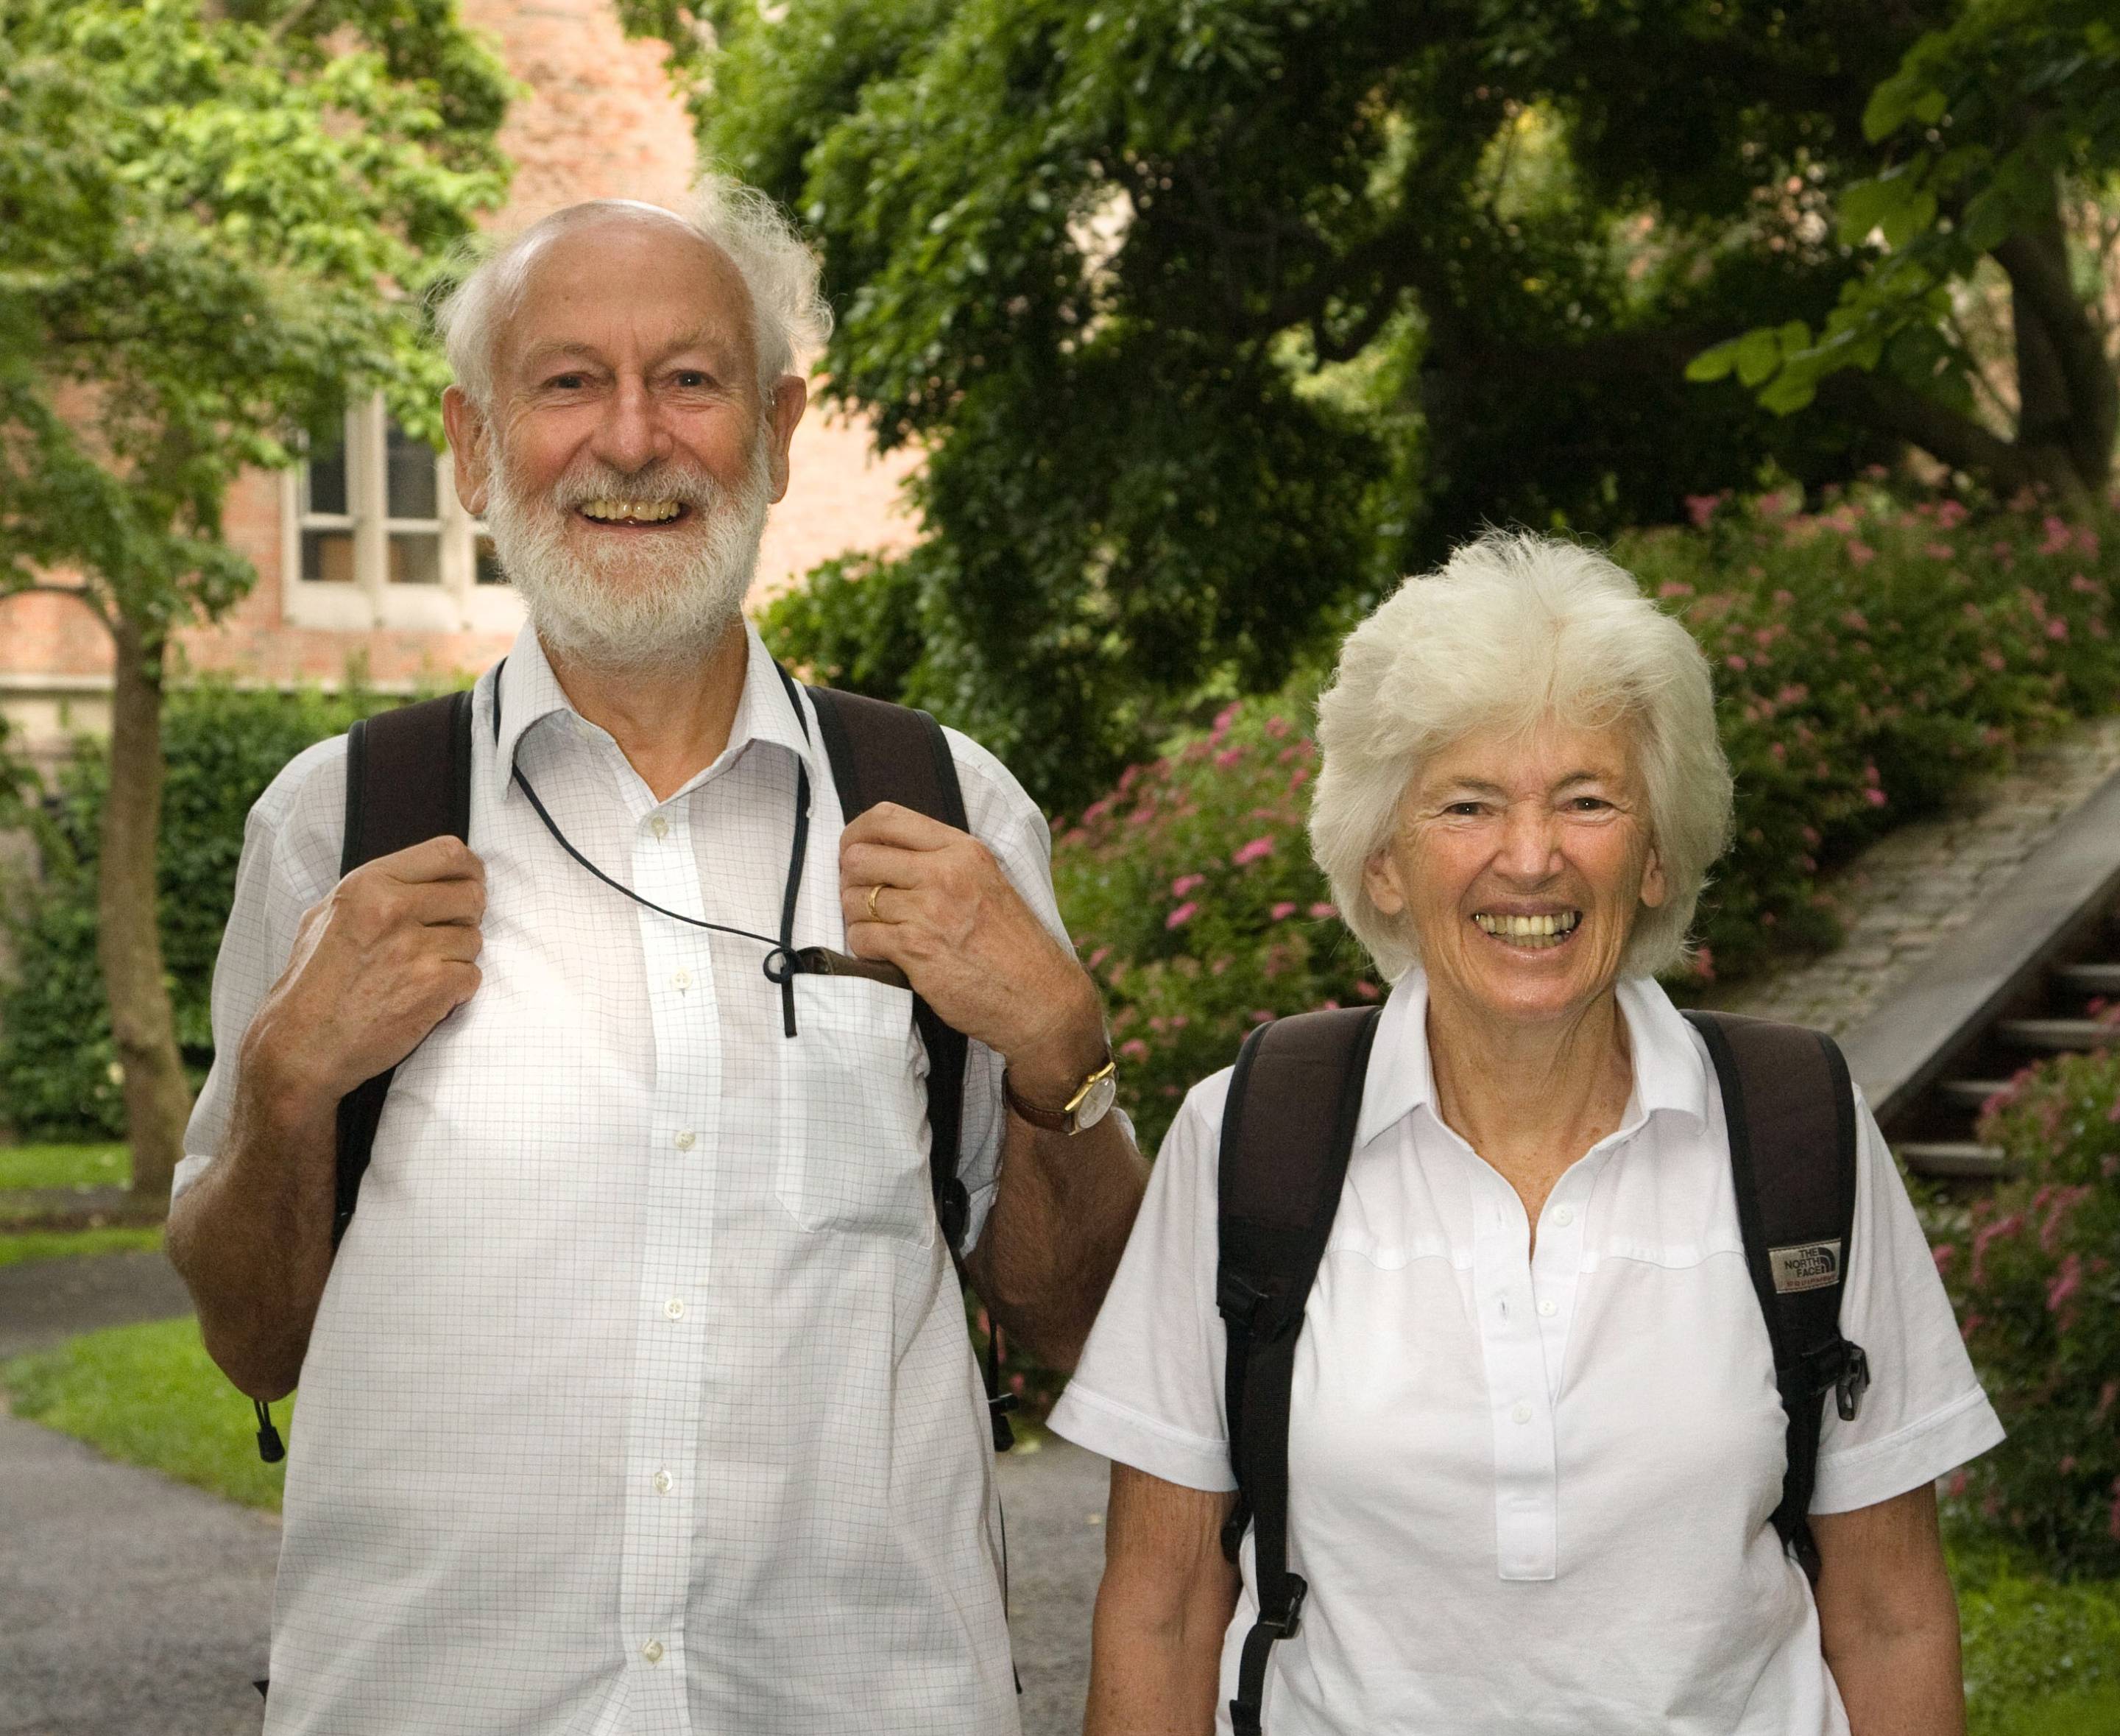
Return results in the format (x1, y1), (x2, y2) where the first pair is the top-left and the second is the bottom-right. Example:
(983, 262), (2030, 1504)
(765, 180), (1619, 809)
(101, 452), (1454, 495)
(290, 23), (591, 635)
(1812, 1482), (1964, 1736)
(1084, 1463), (1242, 1736)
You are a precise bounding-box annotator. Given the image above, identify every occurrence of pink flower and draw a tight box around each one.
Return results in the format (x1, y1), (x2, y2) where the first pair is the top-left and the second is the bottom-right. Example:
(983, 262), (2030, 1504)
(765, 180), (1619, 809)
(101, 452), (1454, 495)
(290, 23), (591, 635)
(1308, 902), (1338, 920)
(1725, 654), (1748, 671)
(1692, 946), (1716, 984)
(2038, 515), (2073, 556)
(1845, 540), (1876, 568)
(1232, 836), (1276, 867)
(2049, 1254), (2084, 1314)
(1270, 901), (1297, 921)
(1249, 1009), (1275, 1024)
(1685, 493), (1721, 529)
(1658, 580), (1695, 599)
(1166, 901), (1198, 930)
(2046, 617), (2069, 641)
(1170, 873), (1206, 897)
(1086, 945), (1112, 970)
(1932, 1243), (1956, 1274)
(2071, 573), (2100, 593)
(1215, 746), (1245, 769)
(1119, 1038), (1151, 1062)
(1923, 542), (1955, 560)
(1865, 788), (1888, 808)
(1355, 980), (1381, 1001)
(1936, 500), (1968, 530)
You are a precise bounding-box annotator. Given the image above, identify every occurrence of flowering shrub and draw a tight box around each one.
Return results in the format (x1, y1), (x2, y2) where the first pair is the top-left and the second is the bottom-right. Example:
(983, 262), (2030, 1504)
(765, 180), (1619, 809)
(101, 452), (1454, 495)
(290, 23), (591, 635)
(1050, 488), (2120, 1160)
(1940, 1042), (2120, 1578)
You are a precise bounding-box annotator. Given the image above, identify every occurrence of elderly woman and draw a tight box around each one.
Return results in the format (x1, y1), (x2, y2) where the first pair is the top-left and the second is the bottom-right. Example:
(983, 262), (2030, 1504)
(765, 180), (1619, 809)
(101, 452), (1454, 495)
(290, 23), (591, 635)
(1048, 532), (2002, 1735)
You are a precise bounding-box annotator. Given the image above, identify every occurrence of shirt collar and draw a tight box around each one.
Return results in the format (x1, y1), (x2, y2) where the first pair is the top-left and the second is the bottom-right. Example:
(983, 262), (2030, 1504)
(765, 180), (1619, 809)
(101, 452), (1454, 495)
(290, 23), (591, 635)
(489, 620), (821, 800)
(1352, 967), (1711, 1151)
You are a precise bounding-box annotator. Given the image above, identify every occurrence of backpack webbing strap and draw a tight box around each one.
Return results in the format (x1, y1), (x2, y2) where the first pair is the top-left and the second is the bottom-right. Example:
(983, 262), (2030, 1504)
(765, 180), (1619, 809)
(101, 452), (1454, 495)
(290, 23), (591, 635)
(333, 690), (477, 1248)
(1683, 1009), (1868, 1584)
(1216, 1006), (1381, 1736)
(805, 685), (972, 1255)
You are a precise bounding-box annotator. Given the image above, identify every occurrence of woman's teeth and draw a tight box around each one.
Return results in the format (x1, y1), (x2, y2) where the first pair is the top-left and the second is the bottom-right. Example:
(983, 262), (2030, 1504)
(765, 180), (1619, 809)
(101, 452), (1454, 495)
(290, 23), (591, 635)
(1473, 911), (1581, 948)
(579, 498), (681, 523)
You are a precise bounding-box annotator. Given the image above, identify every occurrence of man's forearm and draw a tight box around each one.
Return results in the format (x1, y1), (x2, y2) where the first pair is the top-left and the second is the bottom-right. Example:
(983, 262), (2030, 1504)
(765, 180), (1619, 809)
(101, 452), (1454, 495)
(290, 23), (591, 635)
(165, 1051), (340, 1400)
(972, 1109), (1145, 1372)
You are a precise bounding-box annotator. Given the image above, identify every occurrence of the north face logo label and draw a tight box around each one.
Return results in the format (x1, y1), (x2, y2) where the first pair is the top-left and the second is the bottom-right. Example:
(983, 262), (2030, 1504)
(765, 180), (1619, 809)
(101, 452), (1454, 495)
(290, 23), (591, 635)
(1769, 1241), (1842, 1294)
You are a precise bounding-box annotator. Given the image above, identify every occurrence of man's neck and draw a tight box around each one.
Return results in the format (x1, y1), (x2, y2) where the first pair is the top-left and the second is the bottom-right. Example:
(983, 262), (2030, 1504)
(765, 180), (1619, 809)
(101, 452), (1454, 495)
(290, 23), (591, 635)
(541, 619), (752, 802)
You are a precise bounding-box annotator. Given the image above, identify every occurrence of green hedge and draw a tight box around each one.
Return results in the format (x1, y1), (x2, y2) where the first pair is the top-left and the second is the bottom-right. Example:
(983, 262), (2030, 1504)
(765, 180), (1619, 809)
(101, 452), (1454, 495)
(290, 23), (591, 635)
(0, 682), (403, 1137)
(1056, 487), (2120, 1153)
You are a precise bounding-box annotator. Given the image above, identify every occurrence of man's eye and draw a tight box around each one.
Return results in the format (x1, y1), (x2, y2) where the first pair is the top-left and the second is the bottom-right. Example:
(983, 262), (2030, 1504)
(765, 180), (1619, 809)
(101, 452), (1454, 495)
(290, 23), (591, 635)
(674, 370), (710, 388)
(1444, 802), (1486, 816)
(546, 374), (586, 390)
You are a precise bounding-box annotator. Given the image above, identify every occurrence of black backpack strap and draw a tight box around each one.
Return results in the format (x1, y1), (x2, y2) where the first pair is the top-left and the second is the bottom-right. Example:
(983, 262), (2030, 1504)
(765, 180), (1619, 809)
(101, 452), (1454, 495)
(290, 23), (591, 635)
(1683, 1009), (1868, 1584)
(333, 689), (477, 1247)
(1216, 1005), (1381, 1736)
(803, 685), (973, 1250)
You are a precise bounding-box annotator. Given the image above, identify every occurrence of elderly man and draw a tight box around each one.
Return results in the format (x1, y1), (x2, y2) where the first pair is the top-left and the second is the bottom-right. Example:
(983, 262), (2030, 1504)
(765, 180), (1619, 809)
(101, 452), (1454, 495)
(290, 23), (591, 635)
(166, 180), (1146, 1735)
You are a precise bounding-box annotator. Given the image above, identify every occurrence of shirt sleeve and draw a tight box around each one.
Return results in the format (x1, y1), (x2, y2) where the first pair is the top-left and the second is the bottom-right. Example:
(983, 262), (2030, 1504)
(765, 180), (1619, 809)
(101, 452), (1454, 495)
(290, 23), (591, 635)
(174, 735), (349, 1202)
(1808, 1086), (2006, 1514)
(943, 724), (1134, 1252)
(1047, 1070), (1237, 1492)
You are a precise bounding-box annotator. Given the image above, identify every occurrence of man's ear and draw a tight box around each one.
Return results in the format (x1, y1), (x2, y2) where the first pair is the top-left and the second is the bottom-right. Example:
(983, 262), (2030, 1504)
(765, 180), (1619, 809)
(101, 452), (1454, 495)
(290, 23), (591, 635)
(763, 374), (808, 504)
(442, 387), (492, 516)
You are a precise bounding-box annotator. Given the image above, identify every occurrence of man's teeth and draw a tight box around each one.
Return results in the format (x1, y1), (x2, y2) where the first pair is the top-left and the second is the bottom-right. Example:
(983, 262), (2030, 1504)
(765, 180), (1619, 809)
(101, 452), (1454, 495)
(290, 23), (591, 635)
(579, 498), (682, 523)
(1472, 911), (1582, 947)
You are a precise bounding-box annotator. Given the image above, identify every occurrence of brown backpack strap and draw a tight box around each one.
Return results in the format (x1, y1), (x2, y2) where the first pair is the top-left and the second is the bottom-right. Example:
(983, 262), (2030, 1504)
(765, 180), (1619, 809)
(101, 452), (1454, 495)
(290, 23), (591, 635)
(1216, 1005), (1382, 1735)
(1683, 1009), (1868, 1583)
(333, 689), (476, 1246)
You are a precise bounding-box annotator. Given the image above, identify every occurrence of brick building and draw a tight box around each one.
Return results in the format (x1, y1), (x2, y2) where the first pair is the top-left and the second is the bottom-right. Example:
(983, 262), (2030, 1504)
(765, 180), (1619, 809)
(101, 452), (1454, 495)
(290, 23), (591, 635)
(0, 0), (918, 776)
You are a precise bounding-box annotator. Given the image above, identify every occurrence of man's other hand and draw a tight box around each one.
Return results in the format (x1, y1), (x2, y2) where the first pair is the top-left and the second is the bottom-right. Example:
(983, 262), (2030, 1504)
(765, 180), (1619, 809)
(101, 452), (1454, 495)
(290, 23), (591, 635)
(839, 804), (1103, 1098)
(244, 836), (487, 1109)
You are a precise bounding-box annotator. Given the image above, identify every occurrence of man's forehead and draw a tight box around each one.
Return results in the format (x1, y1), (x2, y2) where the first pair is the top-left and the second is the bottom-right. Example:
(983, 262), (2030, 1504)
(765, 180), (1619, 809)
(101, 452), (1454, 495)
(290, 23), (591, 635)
(499, 214), (755, 368)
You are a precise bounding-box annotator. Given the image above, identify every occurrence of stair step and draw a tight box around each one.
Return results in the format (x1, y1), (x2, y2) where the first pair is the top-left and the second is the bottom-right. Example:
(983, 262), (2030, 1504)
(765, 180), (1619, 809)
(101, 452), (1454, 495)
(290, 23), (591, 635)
(1935, 1079), (2015, 1111)
(1897, 1142), (2009, 1179)
(1996, 1018), (2119, 1052)
(2052, 961), (2120, 996)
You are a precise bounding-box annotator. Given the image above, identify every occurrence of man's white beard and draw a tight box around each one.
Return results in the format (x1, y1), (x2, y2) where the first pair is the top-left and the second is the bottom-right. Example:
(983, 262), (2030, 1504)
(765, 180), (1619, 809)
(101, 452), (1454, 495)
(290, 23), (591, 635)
(482, 438), (774, 673)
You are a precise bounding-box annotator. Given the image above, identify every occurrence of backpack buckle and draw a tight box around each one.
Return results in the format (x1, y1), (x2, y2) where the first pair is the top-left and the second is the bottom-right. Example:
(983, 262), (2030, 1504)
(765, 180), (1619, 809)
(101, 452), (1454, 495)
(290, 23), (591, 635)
(1217, 1272), (1296, 1339)
(1834, 1343), (1870, 1422)
(1261, 1573), (1308, 1639)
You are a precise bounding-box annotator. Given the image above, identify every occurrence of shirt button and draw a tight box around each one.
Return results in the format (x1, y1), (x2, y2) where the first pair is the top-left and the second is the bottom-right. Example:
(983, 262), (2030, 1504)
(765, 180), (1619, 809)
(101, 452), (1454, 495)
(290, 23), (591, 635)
(673, 1130), (696, 1151)
(652, 1469), (673, 1494)
(663, 1299), (685, 1320)
(642, 1639), (664, 1665)
(1553, 1205), (1575, 1227)
(671, 969), (691, 991)
(649, 815), (670, 839)
(1512, 1401), (1533, 1425)
(1538, 1299), (1558, 1318)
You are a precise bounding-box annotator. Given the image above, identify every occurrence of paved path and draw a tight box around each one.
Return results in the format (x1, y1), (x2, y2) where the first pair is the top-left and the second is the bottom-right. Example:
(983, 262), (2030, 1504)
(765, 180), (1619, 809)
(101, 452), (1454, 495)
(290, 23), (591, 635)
(1713, 713), (2120, 1033)
(0, 1410), (278, 1736)
(0, 1249), (193, 1359)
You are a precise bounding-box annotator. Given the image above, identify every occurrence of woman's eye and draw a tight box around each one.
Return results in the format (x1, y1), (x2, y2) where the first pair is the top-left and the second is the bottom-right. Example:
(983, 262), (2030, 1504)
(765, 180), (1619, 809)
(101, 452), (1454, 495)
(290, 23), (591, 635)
(1570, 797), (1611, 812)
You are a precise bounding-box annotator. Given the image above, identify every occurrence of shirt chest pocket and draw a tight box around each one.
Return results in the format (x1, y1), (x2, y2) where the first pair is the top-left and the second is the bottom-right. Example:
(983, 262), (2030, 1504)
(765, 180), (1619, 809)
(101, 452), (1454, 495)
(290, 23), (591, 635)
(775, 974), (936, 1244)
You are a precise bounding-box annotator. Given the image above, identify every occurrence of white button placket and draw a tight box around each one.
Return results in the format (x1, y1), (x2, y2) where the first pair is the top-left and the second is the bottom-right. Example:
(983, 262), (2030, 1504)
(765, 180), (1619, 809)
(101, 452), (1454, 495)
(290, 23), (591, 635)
(1468, 1165), (1560, 1583)
(621, 794), (720, 1721)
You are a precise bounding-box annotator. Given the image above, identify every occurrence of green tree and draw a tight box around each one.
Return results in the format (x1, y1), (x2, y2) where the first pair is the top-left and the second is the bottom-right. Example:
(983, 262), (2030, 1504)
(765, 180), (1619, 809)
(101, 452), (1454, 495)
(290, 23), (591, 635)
(652, 0), (2117, 808)
(0, 0), (509, 1204)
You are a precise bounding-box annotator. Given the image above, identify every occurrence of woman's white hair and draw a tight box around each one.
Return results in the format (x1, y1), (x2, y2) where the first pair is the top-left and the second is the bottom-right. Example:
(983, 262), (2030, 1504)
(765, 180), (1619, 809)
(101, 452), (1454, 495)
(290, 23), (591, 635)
(434, 174), (834, 414)
(1309, 529), (1732, 983)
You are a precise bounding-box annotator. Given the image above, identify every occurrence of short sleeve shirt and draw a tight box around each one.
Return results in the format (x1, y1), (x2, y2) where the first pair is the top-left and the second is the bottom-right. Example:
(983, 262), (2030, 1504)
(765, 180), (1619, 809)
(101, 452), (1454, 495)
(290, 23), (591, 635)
(1048, 969), (2003, 1736)
(180, 623), (1069, 1736)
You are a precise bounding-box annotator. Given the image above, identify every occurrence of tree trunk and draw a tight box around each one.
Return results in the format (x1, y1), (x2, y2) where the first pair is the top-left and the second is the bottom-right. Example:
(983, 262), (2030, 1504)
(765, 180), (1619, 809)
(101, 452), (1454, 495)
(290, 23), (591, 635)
(97, 613), (191, 1211)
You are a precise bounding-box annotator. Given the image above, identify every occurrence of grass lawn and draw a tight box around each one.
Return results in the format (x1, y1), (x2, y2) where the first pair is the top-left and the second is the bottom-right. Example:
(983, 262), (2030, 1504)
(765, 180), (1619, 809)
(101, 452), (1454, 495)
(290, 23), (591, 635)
(2, 1316), (289, 1511)
(0, 1227), (163, 1269)
(0, 1142), (130, 1191)
(1988, 1684), (2120, 1736)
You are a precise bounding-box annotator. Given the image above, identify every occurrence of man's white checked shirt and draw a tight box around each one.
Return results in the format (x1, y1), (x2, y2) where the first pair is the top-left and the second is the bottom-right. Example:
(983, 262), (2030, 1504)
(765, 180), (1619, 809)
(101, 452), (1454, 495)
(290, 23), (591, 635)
(180, 622), (1059, 1735)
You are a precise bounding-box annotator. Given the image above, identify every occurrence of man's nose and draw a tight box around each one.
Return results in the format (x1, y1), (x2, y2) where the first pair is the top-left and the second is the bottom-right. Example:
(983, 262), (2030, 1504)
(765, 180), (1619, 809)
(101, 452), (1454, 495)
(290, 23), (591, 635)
(590, 377), (665, 473)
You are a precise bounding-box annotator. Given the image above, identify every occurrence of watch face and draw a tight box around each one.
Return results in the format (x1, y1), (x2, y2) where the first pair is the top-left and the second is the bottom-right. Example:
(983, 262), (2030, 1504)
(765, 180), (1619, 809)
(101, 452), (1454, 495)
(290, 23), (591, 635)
(1074, 1071), (1119, 1132)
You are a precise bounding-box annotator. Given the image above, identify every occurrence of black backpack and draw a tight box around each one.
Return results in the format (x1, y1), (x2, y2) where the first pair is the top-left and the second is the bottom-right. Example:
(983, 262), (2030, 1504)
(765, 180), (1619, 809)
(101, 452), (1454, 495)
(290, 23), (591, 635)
(1213, 1004), (1872, 1736)
(251, 677), (1011, 1461)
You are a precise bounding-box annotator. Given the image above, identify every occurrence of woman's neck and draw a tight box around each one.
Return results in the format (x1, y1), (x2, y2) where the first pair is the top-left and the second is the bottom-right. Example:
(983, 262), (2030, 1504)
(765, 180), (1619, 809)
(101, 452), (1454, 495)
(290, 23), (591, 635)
(1424, 979), (1634, 1190)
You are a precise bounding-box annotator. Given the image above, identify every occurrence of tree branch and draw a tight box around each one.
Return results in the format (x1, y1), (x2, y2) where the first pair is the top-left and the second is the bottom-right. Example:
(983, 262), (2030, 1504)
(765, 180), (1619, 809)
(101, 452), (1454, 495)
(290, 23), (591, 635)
(1821, 370), (2049, 494)
(1993, 200), (2119, 490)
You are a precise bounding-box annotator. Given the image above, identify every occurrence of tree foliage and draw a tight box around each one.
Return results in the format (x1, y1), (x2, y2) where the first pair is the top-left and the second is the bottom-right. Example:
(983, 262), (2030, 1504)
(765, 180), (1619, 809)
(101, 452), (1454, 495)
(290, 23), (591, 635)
(651, 0), (2119, 808)
(0, 0), (510, 1198)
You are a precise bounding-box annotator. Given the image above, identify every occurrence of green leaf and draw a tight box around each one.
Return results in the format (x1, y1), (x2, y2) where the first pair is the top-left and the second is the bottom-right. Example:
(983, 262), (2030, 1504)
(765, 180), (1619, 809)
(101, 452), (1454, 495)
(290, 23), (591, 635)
(1685, 339), (1742, 384)
(1733, 327), (1783, 388)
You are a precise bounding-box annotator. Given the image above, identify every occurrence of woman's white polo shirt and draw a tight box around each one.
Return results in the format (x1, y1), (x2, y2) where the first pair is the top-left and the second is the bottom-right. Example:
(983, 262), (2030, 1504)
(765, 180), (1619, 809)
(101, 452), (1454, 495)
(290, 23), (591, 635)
(1049, 970), (2002, 1735)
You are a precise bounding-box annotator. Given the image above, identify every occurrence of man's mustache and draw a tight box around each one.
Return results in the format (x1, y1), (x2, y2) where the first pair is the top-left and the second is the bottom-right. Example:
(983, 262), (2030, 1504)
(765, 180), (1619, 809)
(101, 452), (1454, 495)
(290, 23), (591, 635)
(545, 465), (724, 513)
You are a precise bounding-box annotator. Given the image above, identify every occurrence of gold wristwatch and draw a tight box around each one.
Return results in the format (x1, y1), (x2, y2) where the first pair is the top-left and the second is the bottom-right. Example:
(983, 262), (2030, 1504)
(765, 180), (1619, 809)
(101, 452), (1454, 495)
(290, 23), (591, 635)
(1003, 1051), (1119, 1135)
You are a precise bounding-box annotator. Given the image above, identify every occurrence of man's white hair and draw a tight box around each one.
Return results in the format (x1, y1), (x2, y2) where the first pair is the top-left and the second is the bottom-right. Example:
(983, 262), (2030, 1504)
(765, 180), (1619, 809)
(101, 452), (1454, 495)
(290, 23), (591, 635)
(1308, 530), (1733, 983)
(434, 174), (834, 412)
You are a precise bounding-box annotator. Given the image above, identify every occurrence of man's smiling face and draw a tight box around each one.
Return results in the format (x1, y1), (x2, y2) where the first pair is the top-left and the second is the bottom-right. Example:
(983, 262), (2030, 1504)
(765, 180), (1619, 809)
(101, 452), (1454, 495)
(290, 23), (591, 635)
(443, 209), (806, 669)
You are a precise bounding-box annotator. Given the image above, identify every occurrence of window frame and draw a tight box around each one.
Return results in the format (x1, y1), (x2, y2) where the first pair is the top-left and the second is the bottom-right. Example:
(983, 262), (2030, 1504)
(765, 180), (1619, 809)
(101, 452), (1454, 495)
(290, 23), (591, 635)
(282, 392), (522, 633)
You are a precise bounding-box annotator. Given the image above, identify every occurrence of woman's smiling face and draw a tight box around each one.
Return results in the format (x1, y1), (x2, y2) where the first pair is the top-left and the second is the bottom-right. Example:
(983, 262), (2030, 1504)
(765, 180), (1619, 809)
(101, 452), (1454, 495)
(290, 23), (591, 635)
(1362, 716), (1668, 1028)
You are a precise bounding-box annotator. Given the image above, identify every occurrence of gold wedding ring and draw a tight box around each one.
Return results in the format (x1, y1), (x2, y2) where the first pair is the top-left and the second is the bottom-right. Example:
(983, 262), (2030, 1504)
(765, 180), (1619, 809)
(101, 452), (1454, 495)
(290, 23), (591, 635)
(866, 882), (883, 921)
